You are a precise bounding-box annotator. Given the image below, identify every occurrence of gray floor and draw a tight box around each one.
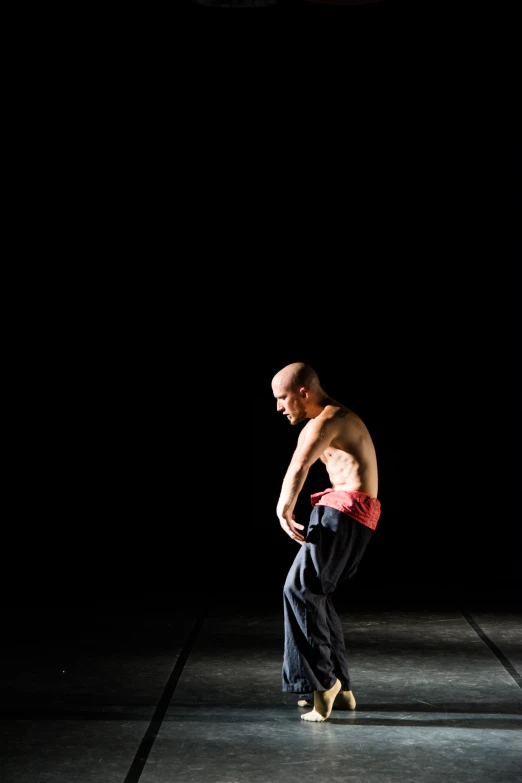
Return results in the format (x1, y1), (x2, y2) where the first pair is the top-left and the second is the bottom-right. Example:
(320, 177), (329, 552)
(1, 592), (521, 783)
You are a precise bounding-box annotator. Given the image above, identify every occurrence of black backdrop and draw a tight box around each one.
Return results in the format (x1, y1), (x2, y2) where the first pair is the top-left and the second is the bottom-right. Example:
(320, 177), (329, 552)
(4, 10), (521, 611)
(40, 295), (517, 608)
(8, 266), (521, 611)
(8, 222), (520, 611)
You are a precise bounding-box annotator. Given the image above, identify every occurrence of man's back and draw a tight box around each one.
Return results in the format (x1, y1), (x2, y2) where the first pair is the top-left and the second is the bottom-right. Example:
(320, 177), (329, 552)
(313, 404), (378, 497)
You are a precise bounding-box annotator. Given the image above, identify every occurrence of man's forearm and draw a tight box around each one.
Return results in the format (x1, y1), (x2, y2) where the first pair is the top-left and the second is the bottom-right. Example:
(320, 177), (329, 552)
(276, 464), (309, 518)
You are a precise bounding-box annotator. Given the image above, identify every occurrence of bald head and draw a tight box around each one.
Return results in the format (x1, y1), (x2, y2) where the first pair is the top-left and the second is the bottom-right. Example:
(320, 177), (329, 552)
(271, 363), (327, 425)
(272, 362), (322, 394)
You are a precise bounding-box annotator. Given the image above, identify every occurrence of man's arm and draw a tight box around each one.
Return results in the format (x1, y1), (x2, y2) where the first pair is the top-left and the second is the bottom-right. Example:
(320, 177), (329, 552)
(276, 415), (338, 543)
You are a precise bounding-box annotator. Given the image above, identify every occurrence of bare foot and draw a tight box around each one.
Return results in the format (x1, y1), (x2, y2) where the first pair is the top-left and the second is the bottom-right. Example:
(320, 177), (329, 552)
(298, 688), (356, 711)
(300, 678), (342, 722)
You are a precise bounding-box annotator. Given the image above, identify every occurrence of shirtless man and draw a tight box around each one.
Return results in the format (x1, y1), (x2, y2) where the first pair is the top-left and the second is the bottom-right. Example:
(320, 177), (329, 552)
(271, 362), (381, 722)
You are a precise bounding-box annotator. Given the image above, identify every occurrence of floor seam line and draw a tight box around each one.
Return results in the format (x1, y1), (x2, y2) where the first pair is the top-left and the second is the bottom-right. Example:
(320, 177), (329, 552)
(460, 610), (522, 690)
(123, 609), (206, 783)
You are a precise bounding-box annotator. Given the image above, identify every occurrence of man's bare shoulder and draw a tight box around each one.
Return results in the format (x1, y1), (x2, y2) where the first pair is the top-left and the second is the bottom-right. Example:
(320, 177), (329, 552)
(321, 403), (351, 421)
(321, 405), (368, 436)
(309, 406), (351, 434)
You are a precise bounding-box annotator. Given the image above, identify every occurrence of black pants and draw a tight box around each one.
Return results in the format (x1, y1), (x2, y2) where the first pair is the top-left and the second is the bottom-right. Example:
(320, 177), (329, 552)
(282, 504), (374, 693)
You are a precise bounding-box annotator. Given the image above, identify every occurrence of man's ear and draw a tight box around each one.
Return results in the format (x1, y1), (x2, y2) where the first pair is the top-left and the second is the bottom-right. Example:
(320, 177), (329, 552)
(299, 387), (308, 399)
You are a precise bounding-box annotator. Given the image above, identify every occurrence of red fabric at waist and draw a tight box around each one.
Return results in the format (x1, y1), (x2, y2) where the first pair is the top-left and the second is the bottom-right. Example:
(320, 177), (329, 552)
(310, 488), (381, 531)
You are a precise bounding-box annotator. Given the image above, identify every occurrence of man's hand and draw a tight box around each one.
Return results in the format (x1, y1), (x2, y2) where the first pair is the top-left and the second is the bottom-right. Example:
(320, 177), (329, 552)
(279, 513), (306, 545)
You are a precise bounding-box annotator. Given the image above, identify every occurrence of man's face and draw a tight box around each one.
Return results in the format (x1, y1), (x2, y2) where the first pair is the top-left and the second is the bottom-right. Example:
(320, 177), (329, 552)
(272, 383), (307, 425)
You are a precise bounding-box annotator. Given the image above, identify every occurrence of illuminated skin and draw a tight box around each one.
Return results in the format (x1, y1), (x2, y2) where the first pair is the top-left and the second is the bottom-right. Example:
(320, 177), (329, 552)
(271, 362), (378, 721)
(271, 363), (378, 545)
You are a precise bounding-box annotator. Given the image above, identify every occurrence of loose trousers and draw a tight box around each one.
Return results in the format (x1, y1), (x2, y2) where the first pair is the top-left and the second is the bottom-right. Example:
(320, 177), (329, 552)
(282, 503), (374, 693)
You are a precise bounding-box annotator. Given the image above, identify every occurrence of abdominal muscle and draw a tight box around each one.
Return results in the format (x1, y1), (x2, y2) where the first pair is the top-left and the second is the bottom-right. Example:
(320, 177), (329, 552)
(320, 446), (378, 498)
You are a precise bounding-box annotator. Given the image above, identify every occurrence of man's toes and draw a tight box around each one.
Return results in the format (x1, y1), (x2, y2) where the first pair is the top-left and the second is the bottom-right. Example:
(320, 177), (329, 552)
(301, 709), (326, 722)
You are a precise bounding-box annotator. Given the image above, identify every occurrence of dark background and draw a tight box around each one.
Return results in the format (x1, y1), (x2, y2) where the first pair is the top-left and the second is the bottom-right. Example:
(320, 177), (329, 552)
(8, 137), (521, 615)
(10, 271), (520, 611)
(4, 2), (521, 615)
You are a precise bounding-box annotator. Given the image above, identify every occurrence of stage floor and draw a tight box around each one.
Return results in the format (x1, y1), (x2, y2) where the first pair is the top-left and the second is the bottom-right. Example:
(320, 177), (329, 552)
(1, 588), (521, 783)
